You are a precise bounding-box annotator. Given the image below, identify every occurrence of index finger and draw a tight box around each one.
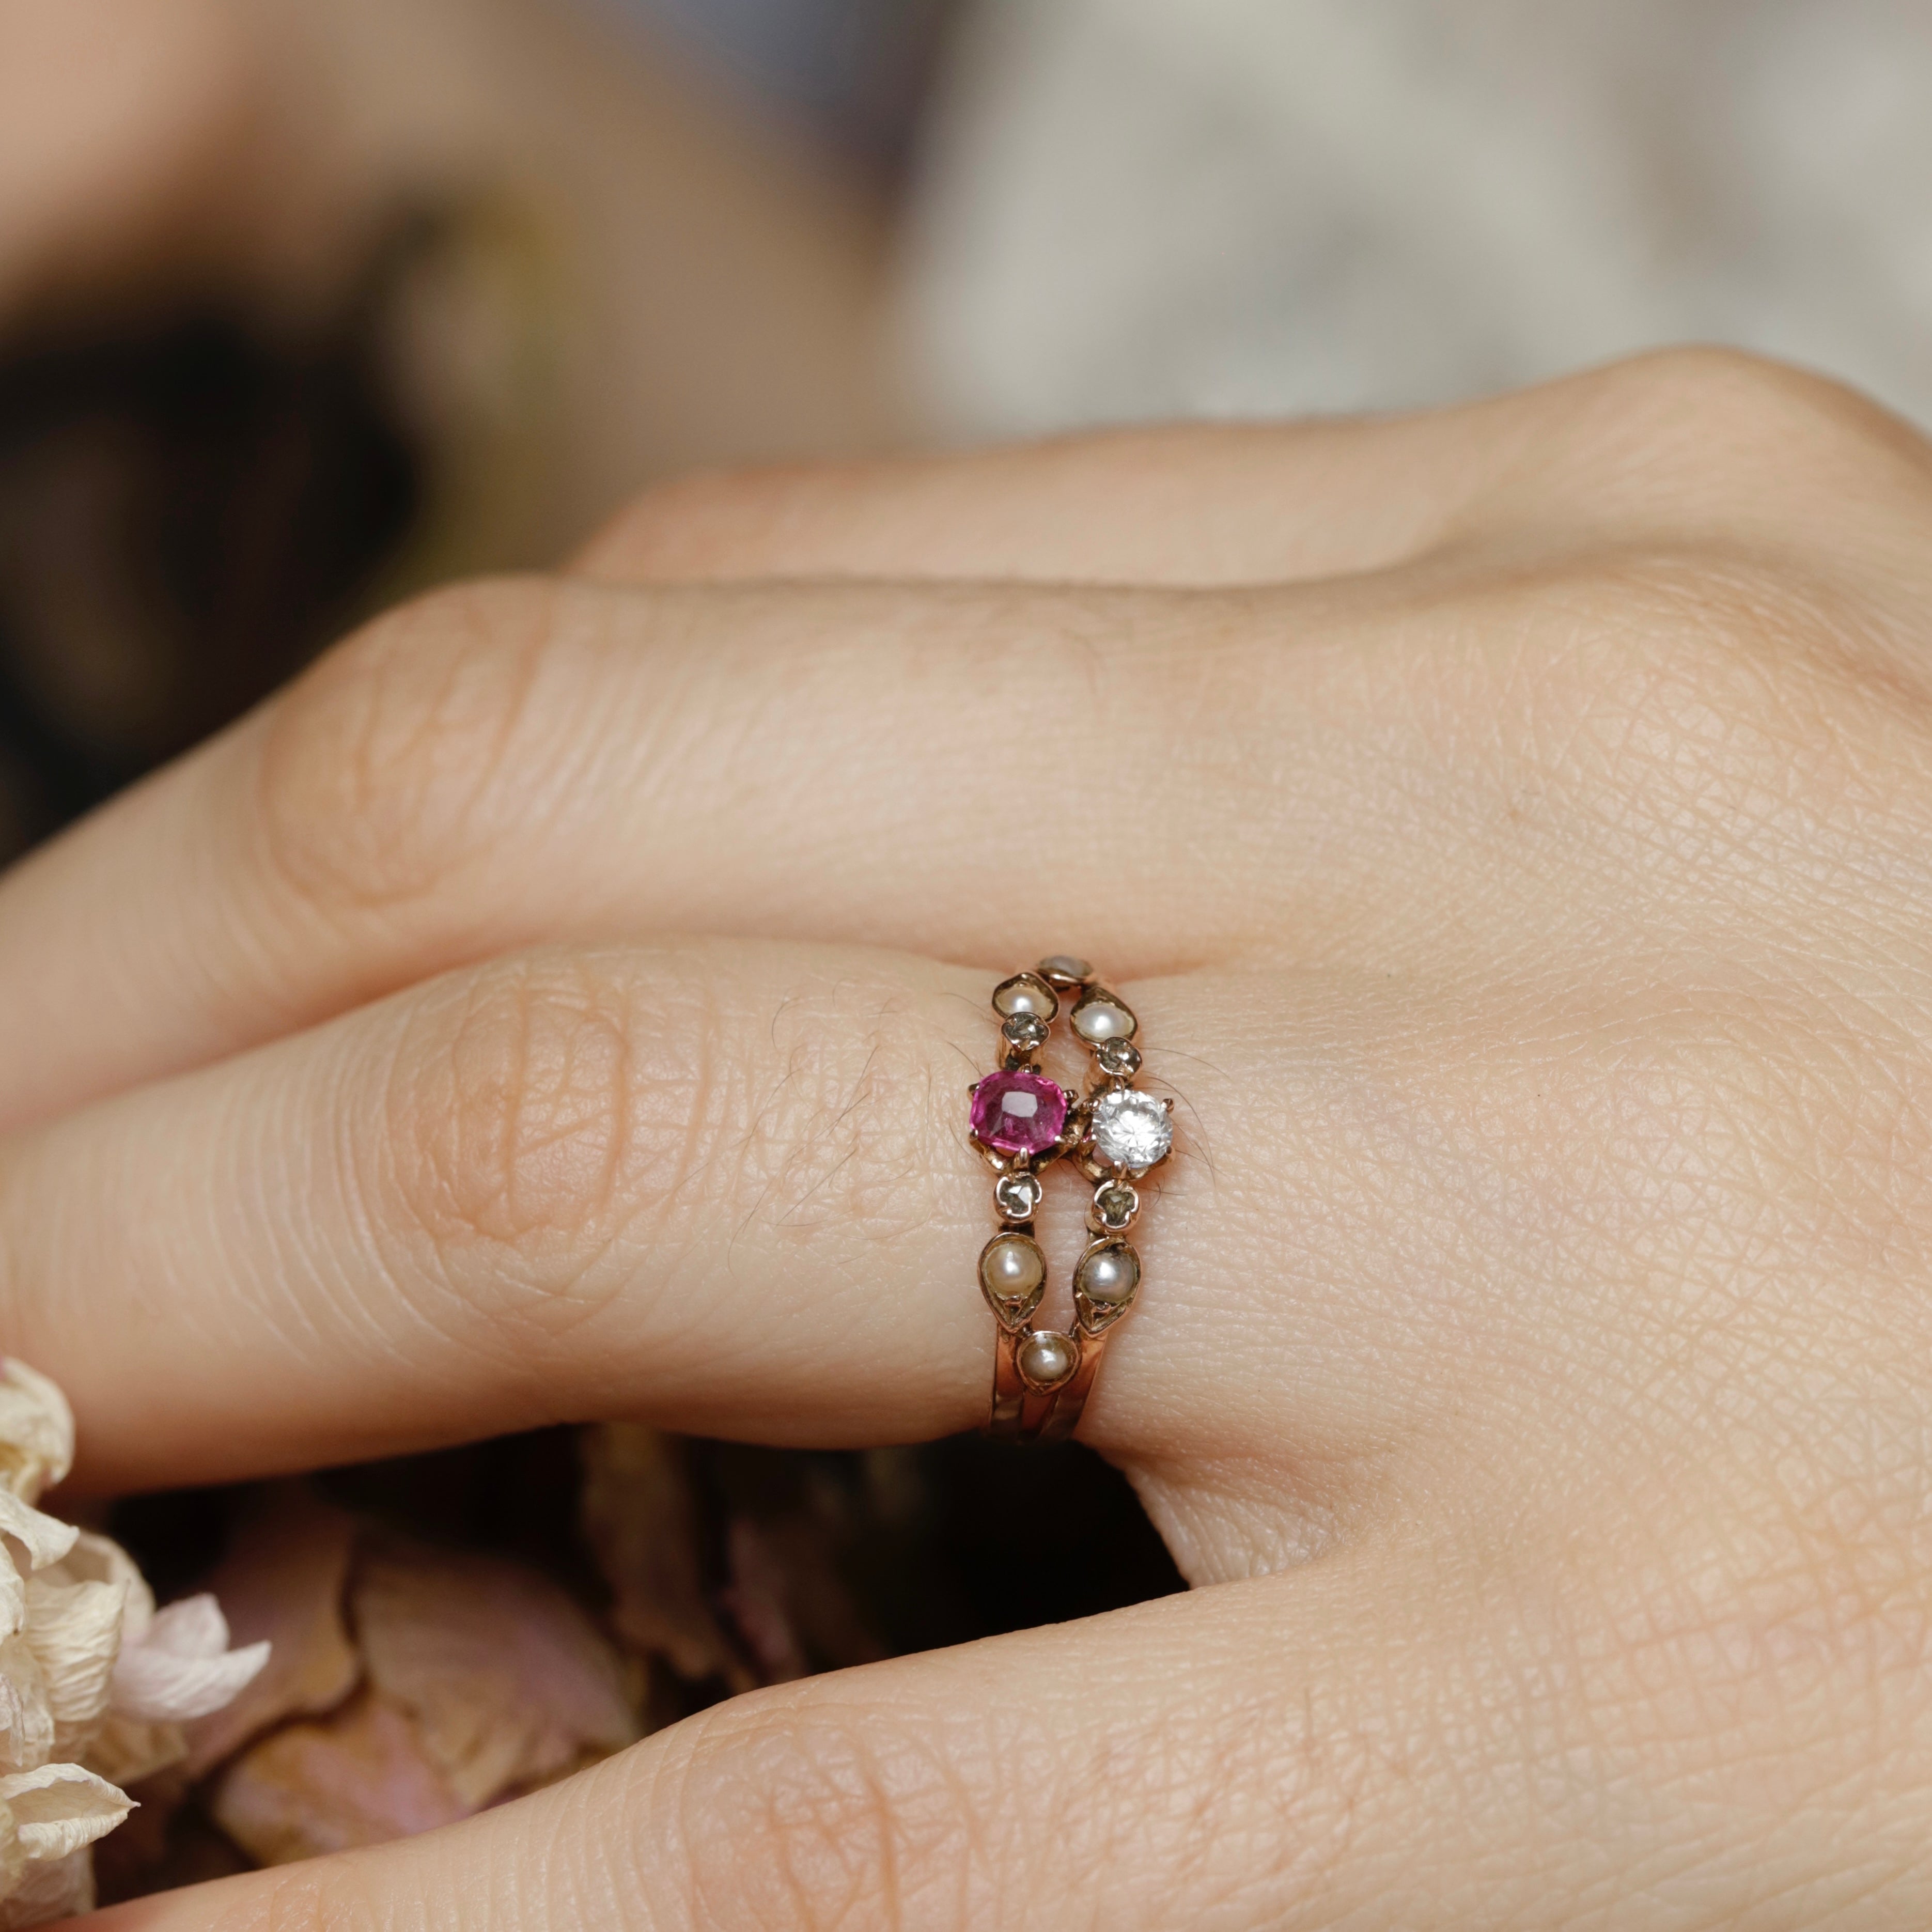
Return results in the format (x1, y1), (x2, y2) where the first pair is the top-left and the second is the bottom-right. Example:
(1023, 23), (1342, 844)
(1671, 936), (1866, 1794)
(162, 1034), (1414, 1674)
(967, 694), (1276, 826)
(577, 351), (1932, 590)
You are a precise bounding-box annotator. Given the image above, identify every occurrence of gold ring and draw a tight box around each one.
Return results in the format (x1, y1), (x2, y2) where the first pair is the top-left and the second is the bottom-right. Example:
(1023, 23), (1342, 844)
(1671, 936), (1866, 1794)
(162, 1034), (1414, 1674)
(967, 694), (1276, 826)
(967, 956), (1173, 1444)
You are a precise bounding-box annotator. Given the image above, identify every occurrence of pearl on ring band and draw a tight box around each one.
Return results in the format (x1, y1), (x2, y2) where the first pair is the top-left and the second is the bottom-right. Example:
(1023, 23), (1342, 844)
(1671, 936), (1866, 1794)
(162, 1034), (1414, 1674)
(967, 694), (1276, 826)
(969, 959), (1172, 1444)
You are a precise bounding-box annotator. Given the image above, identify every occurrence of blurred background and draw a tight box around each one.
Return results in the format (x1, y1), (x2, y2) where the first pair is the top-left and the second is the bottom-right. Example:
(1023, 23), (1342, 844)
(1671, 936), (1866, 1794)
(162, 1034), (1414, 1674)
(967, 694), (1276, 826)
(7, 0), (1932, 1897)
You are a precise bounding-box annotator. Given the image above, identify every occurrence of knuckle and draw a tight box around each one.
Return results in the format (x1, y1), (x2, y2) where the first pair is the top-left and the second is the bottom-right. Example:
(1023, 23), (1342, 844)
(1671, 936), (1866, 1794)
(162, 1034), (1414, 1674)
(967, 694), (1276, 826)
(1510, 546), (1913, 786)
(367, 952), (957, 1344)
(637, 1655), (1355, 1931)
(1580, 346), (1931, 502)
(376, 953), (667, 1321)
(254, 577), (561, 922)
(579, 463), (840, 580)
(652, 1697), (995, 1930)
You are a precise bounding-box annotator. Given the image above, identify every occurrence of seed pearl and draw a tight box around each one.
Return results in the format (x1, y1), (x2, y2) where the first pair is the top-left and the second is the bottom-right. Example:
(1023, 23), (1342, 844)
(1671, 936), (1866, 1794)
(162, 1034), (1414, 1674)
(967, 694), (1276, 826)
(1036, 955), (1095, 987)
(1018, 1330), (1078, 1388)
(993, 973), (1058, 1020)
(1071, 991), (1136, 1043)
(979, 1233), (1045, 1302)
(1076, 1242), (1141, 1308)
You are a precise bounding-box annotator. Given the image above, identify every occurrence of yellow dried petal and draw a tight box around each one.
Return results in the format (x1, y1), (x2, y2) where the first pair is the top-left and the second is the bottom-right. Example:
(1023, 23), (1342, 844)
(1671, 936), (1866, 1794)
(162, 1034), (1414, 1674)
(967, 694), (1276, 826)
(353, 1539), (637, 1808)
(0, 1368), (72, 1508)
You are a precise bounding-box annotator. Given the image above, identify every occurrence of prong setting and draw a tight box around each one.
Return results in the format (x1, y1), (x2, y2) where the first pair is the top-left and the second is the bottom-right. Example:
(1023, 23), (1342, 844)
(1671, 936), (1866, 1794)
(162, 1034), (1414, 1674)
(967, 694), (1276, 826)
(975, 961), (1173, 1444)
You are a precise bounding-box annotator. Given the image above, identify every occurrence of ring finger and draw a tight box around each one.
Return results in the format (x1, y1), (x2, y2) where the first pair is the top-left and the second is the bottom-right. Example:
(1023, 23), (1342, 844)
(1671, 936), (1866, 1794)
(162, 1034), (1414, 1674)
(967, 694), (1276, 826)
(6, 925), (1535, 1590)
(2, 937), (1323, 1500)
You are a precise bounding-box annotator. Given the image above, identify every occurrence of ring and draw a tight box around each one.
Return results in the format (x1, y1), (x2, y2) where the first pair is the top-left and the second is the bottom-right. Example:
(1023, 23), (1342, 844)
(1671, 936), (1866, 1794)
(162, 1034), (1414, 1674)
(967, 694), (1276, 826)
(967, 956), (1174, 1444)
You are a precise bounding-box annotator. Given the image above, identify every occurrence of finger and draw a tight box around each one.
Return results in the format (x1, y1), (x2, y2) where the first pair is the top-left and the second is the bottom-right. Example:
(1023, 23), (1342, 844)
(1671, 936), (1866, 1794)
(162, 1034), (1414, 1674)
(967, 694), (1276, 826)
(90, 1550), (1896, 1932)
(2, 939), (985, 1490)
(4, 933), (1587, 1564)
(0, 920), (1580, 1547)
(575, 417), (1498, 588)
(577, 349), (1932, 591)
(3, 939), (1243, 1492)
(8, 352), (1928, 1137)
(0, 567), (1340, 1131)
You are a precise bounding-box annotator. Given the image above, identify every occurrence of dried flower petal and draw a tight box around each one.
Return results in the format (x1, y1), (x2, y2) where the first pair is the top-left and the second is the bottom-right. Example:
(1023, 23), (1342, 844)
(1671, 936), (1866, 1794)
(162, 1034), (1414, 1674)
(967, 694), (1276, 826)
(178, 1489), (360, 1779)
(718, 1521), (807, 1684)
(0, 1368), (73, 1508)
(0, 1639), (53, 1779)
(22, 1573), (126, 1759)
(0, 1846), (91, 1929)
(718, 1512), (885, 1686)
(111, 1598), (269, 1725)
(41, 1536), (174, 1785)
(0, 1764), (131, 1862)
(580, 1425), (747, 1688)
(0, 1499), (76, 1584)
(212, 1694), (470, 1866)
(82, 1718), (184, 1793)
(353, 1540), (637, 1808)
(51, 1535), (148, 1634)
(0, 1362), (269, 1920)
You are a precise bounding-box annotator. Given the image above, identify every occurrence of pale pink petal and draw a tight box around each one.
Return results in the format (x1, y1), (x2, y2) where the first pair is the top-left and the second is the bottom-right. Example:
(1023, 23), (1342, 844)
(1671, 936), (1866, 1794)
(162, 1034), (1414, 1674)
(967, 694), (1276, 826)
(135, 1596), (228, 1662)
(353, 1539), (637, 1808)
(177, 1491), (361, 1780)
(111, 1628), (270, 1725)
(211, 1694), (470, 1865)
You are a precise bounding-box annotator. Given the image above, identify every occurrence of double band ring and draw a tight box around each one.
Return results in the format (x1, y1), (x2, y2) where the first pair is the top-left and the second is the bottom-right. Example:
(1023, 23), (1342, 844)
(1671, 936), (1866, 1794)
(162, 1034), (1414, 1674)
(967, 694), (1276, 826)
(967, 957), (1174, 1444)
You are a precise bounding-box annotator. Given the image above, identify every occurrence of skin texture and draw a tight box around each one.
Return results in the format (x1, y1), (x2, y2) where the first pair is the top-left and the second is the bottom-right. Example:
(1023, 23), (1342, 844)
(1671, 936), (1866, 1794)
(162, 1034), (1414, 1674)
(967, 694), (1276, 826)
(2, 350), (1932, 1923)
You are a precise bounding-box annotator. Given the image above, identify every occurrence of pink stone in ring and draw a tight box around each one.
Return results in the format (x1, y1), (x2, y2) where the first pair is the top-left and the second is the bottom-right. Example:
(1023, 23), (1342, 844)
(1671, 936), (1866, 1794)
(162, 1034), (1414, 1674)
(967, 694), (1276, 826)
(969, 1070), (1068, 1157)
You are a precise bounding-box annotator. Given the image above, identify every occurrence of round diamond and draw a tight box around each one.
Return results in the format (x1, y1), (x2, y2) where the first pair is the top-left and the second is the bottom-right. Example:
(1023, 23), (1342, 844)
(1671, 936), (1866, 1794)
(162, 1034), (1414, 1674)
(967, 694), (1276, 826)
(1001, 1012), (1049, 1052)
(1095, 1039), (1142, 1078)
(1094, 1180), (1138, 1230)
(994, 1172), (1043, 1222)
(970, 1070), (1069, 1157)
(1088, 1088), (1172, 1171)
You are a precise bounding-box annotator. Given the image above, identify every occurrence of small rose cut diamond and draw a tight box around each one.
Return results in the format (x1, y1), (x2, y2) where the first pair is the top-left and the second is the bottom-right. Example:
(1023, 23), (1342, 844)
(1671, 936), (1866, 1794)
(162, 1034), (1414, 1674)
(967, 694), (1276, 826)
(1088, 1088), (1173, 1171)
(970, 1070), (1069, 1157)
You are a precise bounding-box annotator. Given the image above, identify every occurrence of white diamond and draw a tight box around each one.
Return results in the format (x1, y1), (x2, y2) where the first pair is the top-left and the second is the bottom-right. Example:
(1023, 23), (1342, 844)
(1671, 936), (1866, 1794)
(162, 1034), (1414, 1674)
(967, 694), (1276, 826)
(1089, 1089), (1172, 1171)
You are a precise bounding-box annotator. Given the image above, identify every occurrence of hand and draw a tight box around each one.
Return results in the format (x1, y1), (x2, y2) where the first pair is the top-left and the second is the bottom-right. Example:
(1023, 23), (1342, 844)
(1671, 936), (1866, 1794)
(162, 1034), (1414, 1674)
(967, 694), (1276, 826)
(6, 349), (1932, 1926)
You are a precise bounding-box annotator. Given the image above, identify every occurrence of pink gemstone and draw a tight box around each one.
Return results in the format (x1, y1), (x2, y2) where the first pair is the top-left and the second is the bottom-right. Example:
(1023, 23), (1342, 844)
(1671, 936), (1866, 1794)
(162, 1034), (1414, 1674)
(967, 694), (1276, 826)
(969, 1070), (1068, 1157)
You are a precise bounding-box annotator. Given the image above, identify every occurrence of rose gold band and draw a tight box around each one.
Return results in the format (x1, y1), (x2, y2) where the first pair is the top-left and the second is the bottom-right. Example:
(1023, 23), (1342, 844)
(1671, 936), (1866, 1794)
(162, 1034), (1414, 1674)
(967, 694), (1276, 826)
(967, 957), (1173, 1445)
